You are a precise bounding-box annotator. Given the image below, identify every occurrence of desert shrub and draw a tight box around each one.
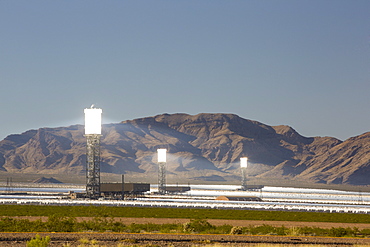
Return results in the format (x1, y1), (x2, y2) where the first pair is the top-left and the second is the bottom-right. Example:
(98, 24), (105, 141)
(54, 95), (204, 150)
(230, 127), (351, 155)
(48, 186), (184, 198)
(78, 238), (91, 244)
(92, 217), (114, 231)
(286, 226), (301, 236)
(125, 222), (180, 233)
(183, 222), (192, 232)
(26, 234), (50, 247)
(244, 225), (288, 236)
(246, 224), (275, 235)
(0, 217), (21, 231)
(230, 226), (243, 235)
(359, 228), (370, 237)
(275, 226), (288, 235)
(79, 216), (114, 232)
(0, 217), (44, 232)
(90, 239), (98, 245)
(299, 226), (329, 236)
(46, 215), (77, 232)
(212, 224), (233, 234)
(28, 219), (46, 232)
(183, 219), (215, 233)
(128, 223), (159, 233)
(158, 223), (182, 233)
(109, 221), (127, 232)
(329, 227), (356, 237)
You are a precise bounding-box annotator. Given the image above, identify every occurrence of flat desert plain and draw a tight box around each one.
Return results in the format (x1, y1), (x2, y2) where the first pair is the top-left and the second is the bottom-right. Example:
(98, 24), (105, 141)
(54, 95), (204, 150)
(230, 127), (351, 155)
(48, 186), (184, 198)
(2, 217), (370, 246)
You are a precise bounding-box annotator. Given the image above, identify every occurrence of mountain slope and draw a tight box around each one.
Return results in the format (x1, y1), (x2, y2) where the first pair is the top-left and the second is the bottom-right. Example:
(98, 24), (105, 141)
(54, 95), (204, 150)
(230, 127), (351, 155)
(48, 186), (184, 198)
(0, 113), (368, 185)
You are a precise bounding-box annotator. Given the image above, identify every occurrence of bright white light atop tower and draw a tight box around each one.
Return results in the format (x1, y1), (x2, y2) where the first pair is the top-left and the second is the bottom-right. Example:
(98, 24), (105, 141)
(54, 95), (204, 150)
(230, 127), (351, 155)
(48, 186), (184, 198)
(157, 148), (167, 163)
(84, 107), (102, 135)
(240, 157), (248, 168)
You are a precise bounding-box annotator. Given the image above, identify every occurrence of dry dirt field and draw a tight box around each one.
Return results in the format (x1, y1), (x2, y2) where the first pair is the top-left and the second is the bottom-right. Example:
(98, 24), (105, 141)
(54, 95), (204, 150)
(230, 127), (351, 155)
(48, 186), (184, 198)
(2, 232), (370, 246)
(2, 217), (370, 246)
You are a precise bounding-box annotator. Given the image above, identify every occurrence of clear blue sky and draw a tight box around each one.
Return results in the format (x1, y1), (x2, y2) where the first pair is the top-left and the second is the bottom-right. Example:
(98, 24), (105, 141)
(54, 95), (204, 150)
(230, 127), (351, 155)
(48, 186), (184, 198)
(1, 1), (369, 141)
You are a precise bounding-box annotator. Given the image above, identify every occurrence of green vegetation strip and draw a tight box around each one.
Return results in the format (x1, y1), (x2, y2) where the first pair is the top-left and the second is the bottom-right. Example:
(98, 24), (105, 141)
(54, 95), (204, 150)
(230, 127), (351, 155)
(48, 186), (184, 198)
(1, 205), (370, 224)
(1, 217), (370, 238)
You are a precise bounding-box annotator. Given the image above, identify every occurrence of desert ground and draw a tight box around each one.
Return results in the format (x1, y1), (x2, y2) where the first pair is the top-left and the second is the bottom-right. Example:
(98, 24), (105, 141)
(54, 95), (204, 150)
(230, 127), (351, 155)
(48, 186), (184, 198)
(2, 217), (370, 246)
(2, 231), (370, 246)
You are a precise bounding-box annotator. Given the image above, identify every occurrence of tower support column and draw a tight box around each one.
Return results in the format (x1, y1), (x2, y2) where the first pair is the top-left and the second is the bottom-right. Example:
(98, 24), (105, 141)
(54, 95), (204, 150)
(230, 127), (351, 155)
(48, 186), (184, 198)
(86, 134), (101, 198)
(240, 157), (248, 191)
(157, 148), (167, 195)
(158, 162), (166, 194)
(241, 167), (247, 191)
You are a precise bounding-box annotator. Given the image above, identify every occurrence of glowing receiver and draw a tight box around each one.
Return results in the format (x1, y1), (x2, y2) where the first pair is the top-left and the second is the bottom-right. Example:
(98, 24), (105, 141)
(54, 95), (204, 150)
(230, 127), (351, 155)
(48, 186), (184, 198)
(157, 148), (167, 163)
(240, 157), (248, 168)
(84, 108), (102, 135)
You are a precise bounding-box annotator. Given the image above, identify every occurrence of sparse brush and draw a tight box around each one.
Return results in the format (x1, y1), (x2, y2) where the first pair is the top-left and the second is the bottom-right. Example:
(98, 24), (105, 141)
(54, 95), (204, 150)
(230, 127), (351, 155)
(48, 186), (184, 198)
(230, 226), (243, 235)
(286, 226), (301, 236)
(78, 237), (91, 244)
(90, 239), (98, 245)
(26, 234), (50, 247)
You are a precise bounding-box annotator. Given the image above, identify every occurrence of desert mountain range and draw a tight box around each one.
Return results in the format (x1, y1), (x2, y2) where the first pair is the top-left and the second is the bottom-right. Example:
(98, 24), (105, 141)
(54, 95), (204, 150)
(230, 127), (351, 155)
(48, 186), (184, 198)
(0, 113), (369, 185)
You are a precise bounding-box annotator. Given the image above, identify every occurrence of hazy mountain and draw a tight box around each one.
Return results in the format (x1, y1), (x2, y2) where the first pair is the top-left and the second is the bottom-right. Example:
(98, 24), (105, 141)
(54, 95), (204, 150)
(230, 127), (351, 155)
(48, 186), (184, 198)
(33, 177), (62, 184)
(0, 113), (368, 185)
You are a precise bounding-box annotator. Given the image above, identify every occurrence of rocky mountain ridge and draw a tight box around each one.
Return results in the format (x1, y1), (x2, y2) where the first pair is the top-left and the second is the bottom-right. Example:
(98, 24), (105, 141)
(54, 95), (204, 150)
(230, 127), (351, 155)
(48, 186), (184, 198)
(0, 113), (368, 185)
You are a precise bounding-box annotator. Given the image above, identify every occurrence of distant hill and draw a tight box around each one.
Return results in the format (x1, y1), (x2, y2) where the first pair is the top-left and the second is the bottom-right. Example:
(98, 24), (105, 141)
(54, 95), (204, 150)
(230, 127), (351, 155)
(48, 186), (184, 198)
(0, 113), (368, 185)
(33, 177), (62, 184)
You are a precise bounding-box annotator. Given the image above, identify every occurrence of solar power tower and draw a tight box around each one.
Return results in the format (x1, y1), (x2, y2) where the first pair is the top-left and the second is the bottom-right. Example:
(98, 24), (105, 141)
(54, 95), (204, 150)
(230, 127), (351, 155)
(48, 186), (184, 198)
(157, 148), (167, 195)
(240, 157), (248, 191)
(84, 106), (102, 199)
